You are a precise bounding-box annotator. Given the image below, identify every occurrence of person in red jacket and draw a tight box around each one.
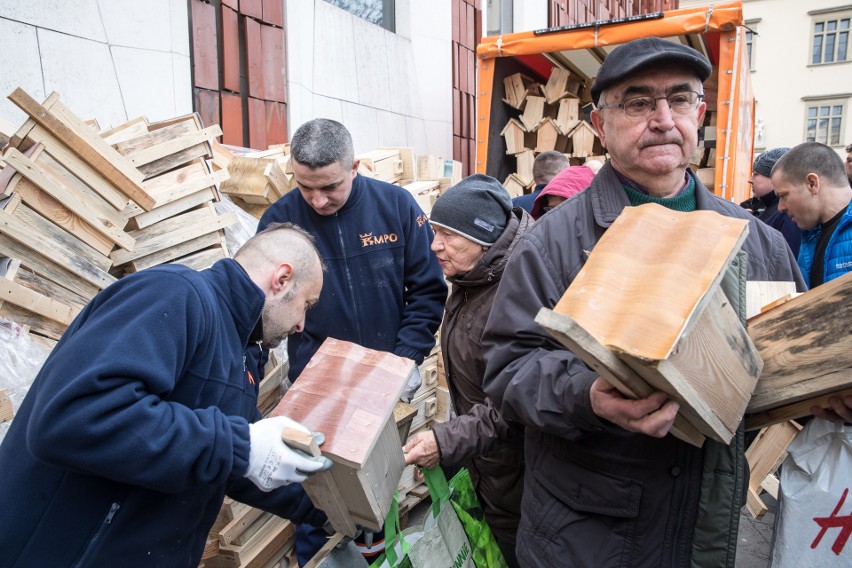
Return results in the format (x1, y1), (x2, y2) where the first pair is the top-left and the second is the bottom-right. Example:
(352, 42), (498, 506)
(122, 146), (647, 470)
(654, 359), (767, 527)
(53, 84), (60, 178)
(530, 165), (597, 220)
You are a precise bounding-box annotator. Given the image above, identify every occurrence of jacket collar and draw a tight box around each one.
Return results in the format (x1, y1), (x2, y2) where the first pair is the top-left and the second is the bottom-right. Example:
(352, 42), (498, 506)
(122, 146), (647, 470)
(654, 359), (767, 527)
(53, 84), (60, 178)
(590, 162), (715, 227)
(207, 259), (266, 346)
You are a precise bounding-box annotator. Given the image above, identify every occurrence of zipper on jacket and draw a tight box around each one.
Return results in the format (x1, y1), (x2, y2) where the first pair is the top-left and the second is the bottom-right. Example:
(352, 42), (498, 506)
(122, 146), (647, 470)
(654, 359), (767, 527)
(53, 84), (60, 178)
(336, 213), (362, 343)
(73, 502), (120, 568)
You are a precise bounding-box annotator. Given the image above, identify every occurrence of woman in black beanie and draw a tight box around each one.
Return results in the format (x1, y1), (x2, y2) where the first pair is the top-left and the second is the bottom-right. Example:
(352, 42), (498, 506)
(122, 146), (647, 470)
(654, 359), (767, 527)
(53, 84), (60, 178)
(403, 174), (533, 568)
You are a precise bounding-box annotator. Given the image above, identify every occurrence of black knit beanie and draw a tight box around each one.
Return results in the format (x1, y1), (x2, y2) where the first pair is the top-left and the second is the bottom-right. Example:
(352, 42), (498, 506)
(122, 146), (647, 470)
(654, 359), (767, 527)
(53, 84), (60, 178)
(429, 174), (512, 246)
(752, 147), (790, 177)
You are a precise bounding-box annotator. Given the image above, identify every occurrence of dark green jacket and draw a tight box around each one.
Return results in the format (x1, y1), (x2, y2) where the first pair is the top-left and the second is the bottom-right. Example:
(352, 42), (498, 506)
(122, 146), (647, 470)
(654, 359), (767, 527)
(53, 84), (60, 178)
(482, 162), (805, 567)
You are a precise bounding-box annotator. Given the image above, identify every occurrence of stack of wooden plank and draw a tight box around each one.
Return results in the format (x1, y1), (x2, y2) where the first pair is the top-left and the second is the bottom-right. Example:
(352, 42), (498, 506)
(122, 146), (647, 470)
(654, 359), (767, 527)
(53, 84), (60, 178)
(395, 343), (452, 515)
(499, 66), (606, 197)
(201, 498), (297, 568)
(536, 203), (760, 448)
(215, 142), (294, 219)
(107, 113), (235, 275)
(0, 88), (157, 340)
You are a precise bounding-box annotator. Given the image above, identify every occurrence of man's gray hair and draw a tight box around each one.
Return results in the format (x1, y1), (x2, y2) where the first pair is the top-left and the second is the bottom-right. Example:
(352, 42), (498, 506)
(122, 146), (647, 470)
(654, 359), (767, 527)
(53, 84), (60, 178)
(291, 118), (354, 169)
(533, 151), (571, 185)
(772, 142), (848, 188)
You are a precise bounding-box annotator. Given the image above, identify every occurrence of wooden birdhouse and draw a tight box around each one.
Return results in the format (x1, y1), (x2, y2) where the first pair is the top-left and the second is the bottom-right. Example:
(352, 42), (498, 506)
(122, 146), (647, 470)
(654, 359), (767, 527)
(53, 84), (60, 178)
(566, 121), (602, 158)
(555, 97), (580, 134)
(500, 118), (536, 155)
(535, 118), (569, 153)
(537, 203), (760, 448)
(502, 173), (529, 199)
(271, 338), (415, 536)
(515, 150), (535, 186)
(502, 73), (541, 109)
(543, 66), (582, 105)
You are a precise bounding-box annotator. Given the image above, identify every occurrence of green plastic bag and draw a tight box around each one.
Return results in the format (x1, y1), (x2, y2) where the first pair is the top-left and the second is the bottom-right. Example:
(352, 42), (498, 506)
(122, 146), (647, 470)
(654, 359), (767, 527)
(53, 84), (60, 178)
(447, 468), (509, 568)
(370, 468), (474, 568)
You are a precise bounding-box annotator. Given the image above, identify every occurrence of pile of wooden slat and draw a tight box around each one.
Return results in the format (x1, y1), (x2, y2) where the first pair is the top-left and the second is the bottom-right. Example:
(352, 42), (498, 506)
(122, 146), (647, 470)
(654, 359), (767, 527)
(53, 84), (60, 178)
(201, 498), (297, 568)
(213, 142), (294, 220)
(396, 343), (451, 515)
(0, 89), (156, 340)
(500, 67), (606, 198)
(107, 113), (235, 276)
(0, 88), (237, 342)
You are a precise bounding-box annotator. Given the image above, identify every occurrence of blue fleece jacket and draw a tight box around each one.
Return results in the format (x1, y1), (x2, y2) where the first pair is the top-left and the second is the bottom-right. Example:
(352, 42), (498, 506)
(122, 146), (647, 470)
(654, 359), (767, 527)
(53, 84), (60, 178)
(0, 259), (322, 567)
(798, 200), (852, 288)
(258, 173), (446, 380)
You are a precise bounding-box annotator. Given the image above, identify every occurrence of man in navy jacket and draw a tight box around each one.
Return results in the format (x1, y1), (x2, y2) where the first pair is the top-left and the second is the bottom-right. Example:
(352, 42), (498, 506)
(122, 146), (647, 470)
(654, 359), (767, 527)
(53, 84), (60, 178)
(0, 223), (333, 567)
(256, 118), (447, 563)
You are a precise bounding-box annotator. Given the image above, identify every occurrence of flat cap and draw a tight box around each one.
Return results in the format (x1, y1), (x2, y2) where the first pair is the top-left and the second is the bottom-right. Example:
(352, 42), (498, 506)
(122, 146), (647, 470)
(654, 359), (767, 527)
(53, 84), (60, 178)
(591, 37), (712, 104)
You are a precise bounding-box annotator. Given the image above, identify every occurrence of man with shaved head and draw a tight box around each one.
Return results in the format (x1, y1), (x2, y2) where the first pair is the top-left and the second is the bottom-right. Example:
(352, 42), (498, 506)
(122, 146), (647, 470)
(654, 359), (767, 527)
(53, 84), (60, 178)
(0, 222), (332, 567)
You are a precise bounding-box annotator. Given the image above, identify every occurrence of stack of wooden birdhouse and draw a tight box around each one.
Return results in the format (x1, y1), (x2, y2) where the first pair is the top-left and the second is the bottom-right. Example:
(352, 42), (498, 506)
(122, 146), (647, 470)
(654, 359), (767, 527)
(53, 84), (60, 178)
(500, 66), (606, 198)
(690, 68), (719, 191)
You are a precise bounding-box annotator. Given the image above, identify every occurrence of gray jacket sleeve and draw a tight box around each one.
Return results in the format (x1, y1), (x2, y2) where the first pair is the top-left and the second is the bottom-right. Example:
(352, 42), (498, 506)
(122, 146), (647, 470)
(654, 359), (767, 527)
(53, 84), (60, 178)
(431, 399), (519, 466)
(481, 231), (612, 440)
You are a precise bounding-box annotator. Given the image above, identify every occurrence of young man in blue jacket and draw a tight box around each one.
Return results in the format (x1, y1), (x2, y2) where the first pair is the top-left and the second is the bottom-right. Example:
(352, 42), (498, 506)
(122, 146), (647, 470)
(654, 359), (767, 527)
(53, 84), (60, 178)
(256, 118), (447, 564)
(0, 224), (332, 567)
(771, 141), (852, 422)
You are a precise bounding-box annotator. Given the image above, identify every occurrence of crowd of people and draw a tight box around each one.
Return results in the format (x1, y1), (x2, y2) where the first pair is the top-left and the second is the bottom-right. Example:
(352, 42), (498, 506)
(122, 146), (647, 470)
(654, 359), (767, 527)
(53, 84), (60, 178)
(0, 35), (850, 568)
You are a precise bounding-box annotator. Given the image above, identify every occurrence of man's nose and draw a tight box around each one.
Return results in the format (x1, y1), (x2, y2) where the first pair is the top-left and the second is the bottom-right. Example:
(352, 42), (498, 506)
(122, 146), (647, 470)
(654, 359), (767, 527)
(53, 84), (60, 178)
(648, 99), (676, 127)
(311, 194), (328, 209)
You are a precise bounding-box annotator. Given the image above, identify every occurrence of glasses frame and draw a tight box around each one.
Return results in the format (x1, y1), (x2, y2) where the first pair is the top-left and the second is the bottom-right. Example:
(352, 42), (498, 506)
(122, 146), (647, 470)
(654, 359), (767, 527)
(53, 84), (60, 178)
(596, 90), (705, 118)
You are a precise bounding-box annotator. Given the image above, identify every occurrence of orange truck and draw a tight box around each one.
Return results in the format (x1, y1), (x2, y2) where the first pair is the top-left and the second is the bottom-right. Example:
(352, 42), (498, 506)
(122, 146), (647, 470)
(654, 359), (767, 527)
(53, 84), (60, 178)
(475, 0), (754, 204)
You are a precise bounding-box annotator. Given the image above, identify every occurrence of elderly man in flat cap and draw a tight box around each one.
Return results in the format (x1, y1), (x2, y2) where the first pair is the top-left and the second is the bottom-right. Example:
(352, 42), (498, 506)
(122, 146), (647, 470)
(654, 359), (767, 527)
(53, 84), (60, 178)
(482, 37), (805, 568)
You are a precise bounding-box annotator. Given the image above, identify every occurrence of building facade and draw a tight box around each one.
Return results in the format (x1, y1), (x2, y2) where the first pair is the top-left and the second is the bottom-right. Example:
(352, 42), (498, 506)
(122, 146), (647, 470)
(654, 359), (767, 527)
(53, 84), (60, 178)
(682, 0), (852, 158)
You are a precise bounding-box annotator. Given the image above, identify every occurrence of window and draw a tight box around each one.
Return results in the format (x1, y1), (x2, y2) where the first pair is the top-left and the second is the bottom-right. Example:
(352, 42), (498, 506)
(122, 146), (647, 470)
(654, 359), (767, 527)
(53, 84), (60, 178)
(810, 13), (850, 64)
(487, 0), (513, 36)
(744, 20), (759, 70)
(804, 99), (846, 146)
(325, 0), (395, 32)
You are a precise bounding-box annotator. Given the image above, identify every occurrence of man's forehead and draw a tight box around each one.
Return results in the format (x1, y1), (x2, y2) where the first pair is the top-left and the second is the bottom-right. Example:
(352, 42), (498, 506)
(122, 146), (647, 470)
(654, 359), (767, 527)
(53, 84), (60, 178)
(607, 66), (702, 94)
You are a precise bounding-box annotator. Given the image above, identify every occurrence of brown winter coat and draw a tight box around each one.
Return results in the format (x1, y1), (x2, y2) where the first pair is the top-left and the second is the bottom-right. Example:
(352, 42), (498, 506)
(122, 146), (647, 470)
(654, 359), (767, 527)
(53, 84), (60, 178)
(431, 207), (533, 545)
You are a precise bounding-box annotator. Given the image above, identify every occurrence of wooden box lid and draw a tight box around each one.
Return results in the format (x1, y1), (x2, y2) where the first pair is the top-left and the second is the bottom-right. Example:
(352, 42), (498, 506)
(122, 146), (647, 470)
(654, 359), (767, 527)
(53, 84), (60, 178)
(271, 338), (413, 469)
(554, 202), (748, 361)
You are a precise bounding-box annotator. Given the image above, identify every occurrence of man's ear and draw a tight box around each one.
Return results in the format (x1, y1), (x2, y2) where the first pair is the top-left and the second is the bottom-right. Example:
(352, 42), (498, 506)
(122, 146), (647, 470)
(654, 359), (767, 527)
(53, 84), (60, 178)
(269, 262), (294, 295)
(590, 109), (607, 149)
(806, 172), (820, 195)
(351, 159), (360, 176)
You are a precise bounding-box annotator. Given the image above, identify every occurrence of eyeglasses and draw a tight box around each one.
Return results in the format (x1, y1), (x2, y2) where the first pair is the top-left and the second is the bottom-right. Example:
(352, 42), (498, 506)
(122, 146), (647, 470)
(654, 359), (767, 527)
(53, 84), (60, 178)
(596, 90), (704, 118)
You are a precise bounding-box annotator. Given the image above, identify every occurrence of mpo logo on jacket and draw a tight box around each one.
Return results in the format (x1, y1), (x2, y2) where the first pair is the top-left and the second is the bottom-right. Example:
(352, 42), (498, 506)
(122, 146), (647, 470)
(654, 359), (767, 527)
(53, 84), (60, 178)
(360, 232), (398, 247)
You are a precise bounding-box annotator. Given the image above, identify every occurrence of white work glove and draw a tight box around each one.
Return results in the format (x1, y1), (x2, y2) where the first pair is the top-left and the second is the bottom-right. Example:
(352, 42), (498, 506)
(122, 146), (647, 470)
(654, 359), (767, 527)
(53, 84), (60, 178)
(244, 416), (332, 492)
(400, 365), (422, 403)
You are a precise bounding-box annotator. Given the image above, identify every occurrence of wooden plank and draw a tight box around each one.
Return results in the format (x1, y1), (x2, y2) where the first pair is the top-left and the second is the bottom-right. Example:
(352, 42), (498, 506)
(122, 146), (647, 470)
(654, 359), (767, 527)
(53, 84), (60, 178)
(99, 117), (150, 146)
(217, 516), (295, 568)
(26, 124), (133, 212)
(143, 166), (226, 209)
(129, 185), (219, 230)
(746, 271), (852, 420)
(8, 91), (60, 149)
(0, 231), (99, 301)
(744, 420), (802, 518)
(111, 204), (234, 265)
(112, 119), (198, 156)
(10, 261), (88, 312)
(0, 197), (114, 291)
(126, 125), (221, 167)
(167, 241), (228, 272)
(126, 229), (227, 273)
(7, 89), (154, 210)
(746, 387), (852, 431)
(3, 148), (135, 251)
(217, 506), (265, 546)
(745, 280), (800, 319)
(138, 143), (213, 180)
(0, 258), (76, 325)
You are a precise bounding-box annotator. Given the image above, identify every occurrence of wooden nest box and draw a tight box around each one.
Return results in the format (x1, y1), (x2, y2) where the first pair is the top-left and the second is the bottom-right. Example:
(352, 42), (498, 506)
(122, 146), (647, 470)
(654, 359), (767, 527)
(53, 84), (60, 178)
(536, 203), (761, 447)
(271, 338), (414, 535)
